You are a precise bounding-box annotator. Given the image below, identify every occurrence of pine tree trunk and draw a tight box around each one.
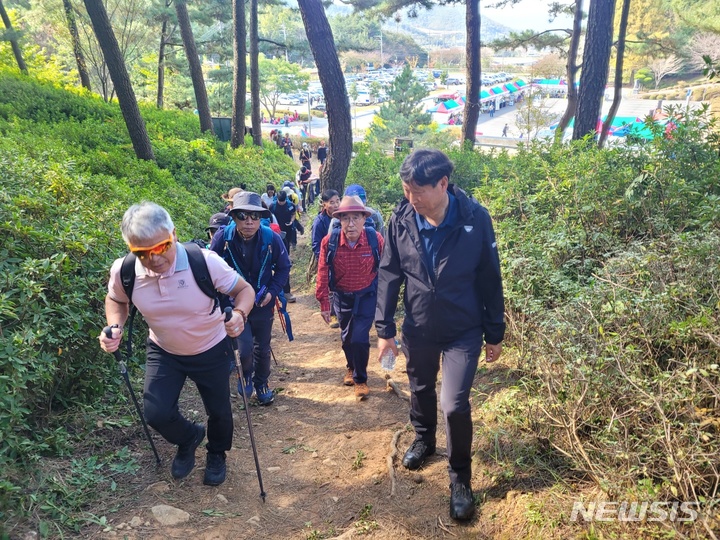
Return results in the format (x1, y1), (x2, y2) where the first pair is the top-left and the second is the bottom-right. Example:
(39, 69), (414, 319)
(573, 0), (616, 140)
(249, 0), (262, 146)
(83, 0), (155, 160)
(599, 0), (630, 148)
(0, 0), (28, 74)
(555, 0), (582, 142)
(157, 18), (168, 109)
(462, 0), (480, 146)
(63, 0), (91, 90)
(231, 0), (246, 147)
(297, 0), (351, 194)
(175, 0), (213, 133)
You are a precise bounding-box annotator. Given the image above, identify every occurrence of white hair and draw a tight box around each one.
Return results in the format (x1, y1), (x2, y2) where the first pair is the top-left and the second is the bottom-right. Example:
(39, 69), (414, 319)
(121, 202), (174, 244)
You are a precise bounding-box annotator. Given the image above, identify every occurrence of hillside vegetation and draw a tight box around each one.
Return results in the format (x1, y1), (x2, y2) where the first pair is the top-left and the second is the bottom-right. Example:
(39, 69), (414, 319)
(2, 70), (720, 538)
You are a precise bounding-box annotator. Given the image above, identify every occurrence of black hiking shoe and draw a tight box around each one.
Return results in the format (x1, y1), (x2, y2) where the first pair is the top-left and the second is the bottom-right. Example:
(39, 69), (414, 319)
(203, 452), (227, 486)
(401, 439), (435, 470)
(449, 483), (475, 521)
(171, 423), (205, 480)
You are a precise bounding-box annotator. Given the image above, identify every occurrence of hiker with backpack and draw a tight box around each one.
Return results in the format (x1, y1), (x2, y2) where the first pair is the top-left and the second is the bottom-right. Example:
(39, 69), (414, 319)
(308, 189), (340, 326)
(269, 190), (298, 303)
(99, 202), (255, 486)
(343, 184), (386, 237)
(315, 195), (384, 401)
(295, 166), (314, 211)
(204, 213), (230, 247)
(209, 191), (292, 406)
(328, 184), (386, 238)
(261, 184), (276, 208)
(299, 142), (312, 170)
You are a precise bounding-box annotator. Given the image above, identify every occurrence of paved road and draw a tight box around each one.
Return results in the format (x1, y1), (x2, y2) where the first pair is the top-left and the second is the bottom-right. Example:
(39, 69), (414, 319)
(267, 90), (697, 141)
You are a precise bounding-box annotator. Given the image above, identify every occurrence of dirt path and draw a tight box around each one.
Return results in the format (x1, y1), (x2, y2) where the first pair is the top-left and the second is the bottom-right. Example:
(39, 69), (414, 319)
(88, 220), (559, 540)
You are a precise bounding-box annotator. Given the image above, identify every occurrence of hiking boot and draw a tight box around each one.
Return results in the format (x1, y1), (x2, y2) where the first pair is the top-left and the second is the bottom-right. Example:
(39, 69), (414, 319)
(285, 292), (297, 303)
(329, 315), (340, 329)
(237, 374), (253, 399)
(343, 369), (355, 386)
(255, 384), (275, 406)
(354, 382), (369, 400)
(401, 439), (436, 470)
(203, 452), (227, 486)
(449, 483), (476, 521)
(171, 423), (205, 480)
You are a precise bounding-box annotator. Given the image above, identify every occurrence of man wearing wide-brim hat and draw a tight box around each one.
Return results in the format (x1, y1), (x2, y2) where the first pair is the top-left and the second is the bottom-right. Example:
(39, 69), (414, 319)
(315, 195), (384, 401)
(209, 191), (291, 406)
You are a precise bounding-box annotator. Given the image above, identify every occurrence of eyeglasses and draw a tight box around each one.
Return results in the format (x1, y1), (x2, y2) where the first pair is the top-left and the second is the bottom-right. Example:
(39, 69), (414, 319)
(128, 234), (174, 260)
(233, 211), (262, 222)
(339, 215), (364, 223)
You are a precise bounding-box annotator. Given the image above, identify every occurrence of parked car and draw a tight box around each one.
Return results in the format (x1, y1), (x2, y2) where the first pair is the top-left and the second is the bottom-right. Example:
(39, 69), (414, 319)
(445, 77), (464, 85)
(311, 103), (326, 112)
(279, 94), (300, 105)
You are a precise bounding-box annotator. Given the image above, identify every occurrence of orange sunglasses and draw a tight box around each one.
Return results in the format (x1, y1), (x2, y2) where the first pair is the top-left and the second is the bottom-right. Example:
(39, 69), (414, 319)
(128, 234), (174, 259)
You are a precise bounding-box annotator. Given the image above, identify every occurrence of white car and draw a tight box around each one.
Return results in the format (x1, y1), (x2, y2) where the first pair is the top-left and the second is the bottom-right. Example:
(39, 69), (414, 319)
(279, 94), (300, 106)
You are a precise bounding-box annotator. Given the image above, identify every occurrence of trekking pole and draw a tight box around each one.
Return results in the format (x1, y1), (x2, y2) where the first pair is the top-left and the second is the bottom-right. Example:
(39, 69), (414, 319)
(224, 308), (267, 502)
(270, 346), (277, 366)
(103, 326), (162, 466)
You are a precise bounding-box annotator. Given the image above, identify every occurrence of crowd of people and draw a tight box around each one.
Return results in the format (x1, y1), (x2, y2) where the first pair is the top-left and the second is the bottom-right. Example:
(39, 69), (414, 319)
(98, 148), (505, 523)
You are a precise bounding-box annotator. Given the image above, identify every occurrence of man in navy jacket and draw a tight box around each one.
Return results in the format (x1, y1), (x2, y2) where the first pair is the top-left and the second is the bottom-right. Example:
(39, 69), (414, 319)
(375, 149), (505, 521)
(210, 191), (291, 405)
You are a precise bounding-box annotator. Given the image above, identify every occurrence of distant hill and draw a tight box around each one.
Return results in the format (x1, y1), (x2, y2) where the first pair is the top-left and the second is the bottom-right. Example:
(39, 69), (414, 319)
(390, 5), (512, 49)
(326, 3), (511, 51)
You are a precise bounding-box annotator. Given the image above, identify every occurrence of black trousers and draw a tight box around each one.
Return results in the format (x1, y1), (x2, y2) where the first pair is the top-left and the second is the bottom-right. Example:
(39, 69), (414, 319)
(144, 338), (233, 454)
(236, 307), (275, 388)
(402, 331), (482, 485)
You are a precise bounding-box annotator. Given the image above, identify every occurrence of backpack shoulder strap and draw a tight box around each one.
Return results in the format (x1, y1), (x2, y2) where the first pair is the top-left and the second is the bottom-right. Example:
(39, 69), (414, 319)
(223, 223), (235, 242)
(259, 225), (273, 257)
(119, 253), (139, 357)
(182, 242), (220, 314)
(326, 225), (341, 265)
(257, 225), (275, 285)
(120, 253), (137, 304)
(364, 225), (380, 269)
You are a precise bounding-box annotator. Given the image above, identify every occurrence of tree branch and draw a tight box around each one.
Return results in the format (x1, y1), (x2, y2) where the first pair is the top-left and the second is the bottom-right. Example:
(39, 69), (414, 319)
(259, 37), (287, 49)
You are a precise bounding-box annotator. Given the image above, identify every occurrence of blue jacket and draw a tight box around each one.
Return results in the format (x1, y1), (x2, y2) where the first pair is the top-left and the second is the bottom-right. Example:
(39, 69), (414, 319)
(209, 225), (291, 315)
(311, 211), (332, 256)
(375, 184), (505, 345)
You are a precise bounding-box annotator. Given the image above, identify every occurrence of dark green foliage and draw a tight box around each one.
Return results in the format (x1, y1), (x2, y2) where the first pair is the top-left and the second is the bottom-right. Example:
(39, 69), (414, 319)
(0, 68), (294, 535)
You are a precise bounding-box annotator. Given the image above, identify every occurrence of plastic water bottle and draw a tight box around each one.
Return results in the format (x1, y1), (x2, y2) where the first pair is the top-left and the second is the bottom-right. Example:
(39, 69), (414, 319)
(380, 340), (398, 371)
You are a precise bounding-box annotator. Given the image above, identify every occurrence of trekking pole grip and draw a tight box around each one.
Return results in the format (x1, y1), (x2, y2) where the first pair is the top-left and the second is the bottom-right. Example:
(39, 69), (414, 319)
(103, 325), (124, 364)
(224, 307), (240, 352)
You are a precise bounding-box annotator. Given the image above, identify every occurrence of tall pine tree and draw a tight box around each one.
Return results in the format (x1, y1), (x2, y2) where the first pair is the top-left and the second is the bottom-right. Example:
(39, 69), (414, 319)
(366, 64), (430, 148)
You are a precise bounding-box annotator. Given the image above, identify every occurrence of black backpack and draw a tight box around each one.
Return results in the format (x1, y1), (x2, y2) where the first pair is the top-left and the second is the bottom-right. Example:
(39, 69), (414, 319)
(119, 242), (222, 355)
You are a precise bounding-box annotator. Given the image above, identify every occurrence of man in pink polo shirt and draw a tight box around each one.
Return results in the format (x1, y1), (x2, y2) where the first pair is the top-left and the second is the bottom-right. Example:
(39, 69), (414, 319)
(99, 202), (255, 486)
